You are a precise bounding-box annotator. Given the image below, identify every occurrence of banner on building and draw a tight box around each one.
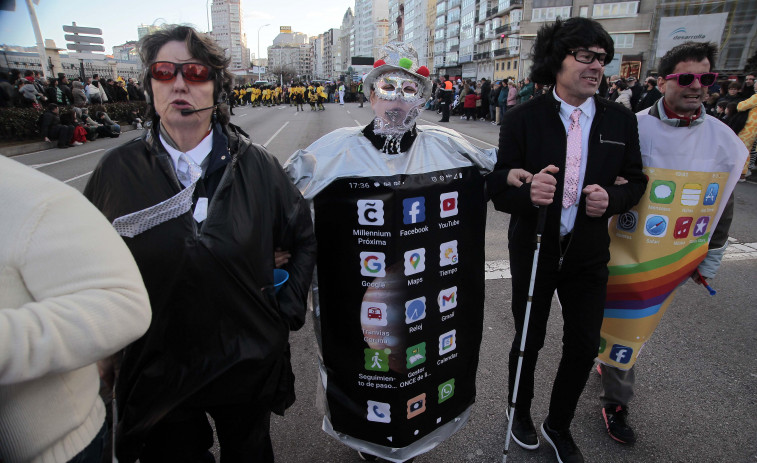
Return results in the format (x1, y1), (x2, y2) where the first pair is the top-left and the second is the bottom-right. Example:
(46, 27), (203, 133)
(656, 13), (729, 57)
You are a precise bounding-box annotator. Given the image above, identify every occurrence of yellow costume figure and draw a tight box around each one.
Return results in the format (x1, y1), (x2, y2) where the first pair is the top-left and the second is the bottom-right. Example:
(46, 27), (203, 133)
(316, 85), (327, 111)
(262, 88), (272, 106)
(307, 85), (317, 111)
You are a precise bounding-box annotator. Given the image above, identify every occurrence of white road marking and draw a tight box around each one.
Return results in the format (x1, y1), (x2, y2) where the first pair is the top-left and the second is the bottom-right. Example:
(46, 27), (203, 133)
(64, 171), (93, 184)
(236, 113), (247, 117)
(263, 121), (289, 147)
(483, 240), (757, 280)
(355, 120), (362, 127)
(31, 149), (104, 169)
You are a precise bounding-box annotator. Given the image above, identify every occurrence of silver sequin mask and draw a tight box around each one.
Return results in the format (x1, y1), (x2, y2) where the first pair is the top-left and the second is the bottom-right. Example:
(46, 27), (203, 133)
(372, 72), (425, 140)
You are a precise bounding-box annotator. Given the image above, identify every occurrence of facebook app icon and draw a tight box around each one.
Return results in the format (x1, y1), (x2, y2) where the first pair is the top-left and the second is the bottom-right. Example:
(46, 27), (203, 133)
(609, 344), (633, 364)
(403, 197), (425, 224)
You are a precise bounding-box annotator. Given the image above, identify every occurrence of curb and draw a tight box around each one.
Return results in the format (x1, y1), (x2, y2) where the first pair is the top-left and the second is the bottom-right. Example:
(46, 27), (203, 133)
(1, 125), (140, 158)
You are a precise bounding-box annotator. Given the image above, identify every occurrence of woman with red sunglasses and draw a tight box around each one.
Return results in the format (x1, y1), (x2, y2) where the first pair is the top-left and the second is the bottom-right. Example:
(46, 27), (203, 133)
(83, 25), (316, 463)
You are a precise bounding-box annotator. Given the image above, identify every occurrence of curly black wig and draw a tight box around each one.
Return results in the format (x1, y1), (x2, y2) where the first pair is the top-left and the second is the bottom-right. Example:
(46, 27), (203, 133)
(657, 42), (717, 78)
(529, 17), (614, 85)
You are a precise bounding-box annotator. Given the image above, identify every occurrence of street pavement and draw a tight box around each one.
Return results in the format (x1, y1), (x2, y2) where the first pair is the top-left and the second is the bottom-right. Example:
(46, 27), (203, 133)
(4, 102), (756, 462)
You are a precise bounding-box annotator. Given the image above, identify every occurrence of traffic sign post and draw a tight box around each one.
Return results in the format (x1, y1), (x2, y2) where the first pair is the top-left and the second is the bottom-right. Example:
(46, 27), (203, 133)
(63, 23), (105, 80)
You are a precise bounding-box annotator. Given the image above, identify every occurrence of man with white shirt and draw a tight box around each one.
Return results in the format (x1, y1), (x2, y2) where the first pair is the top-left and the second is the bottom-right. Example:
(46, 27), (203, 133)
(488, 17), (647, 463)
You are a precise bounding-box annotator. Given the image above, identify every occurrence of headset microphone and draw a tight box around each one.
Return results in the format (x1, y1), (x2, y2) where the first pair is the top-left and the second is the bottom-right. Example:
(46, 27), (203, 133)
(180, 105), (217, 115)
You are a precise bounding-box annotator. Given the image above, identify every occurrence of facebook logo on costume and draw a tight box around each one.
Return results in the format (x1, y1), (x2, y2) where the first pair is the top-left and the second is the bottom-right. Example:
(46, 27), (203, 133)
(403, 197), (426, 224)
(609, 344), (633, 364)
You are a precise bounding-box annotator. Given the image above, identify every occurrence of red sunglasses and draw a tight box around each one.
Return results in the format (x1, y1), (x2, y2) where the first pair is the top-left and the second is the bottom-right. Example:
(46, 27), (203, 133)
(150, 61), (213, 83)
(664, 72), (718, 87)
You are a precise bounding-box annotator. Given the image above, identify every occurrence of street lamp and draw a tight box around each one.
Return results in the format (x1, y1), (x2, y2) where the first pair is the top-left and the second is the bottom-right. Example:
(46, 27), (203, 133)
(258, 23), (270, 81)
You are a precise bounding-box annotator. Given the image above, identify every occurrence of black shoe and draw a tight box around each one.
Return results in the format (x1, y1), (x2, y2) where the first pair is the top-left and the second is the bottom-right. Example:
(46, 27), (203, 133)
(602, 404), (636, 444)
(438, 119), (448, 122)
(509, 408), (539, 449)
(541, 418), (584, 463)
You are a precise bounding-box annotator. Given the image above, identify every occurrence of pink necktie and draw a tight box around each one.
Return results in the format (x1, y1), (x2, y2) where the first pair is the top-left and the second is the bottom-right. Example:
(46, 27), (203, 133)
(562, 109), (582, 208)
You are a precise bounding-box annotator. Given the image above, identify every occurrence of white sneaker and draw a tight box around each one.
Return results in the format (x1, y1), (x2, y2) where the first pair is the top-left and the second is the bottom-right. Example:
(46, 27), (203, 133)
(72, 141), (83, 146)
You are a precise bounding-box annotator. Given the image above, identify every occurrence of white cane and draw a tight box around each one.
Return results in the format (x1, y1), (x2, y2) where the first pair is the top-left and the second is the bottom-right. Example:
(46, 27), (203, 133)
(112, 393), (118, 463)
(502, 204), (548, 463)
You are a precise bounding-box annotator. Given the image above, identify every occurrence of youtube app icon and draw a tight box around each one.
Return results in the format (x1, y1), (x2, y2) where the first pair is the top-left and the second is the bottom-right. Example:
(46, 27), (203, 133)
(440, 192), (458, 218)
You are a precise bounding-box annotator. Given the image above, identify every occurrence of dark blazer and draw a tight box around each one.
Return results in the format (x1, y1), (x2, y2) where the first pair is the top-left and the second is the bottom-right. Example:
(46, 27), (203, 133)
(489, 92), (647, 263)
(635, 87), (661, 112)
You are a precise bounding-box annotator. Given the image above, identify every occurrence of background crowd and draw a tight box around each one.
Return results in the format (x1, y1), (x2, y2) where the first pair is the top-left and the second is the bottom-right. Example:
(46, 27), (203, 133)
(0, 69), (147, 147)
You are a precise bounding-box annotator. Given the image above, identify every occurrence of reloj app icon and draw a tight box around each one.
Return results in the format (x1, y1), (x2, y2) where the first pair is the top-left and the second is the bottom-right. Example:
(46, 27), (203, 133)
(439, 240), (458, 266)
(360, 252), (386, 277)
(439, 330), (457, 355)
(438, 379), (455, 404)
(405, 297), (427, 323)
(361, 302), (388, 327)
(440, 192), (459, 218)
(407, 393), (427, 419)
(438, 287), (457, 312)
(406, 342), (426, 368)
(649, 180), (675, 204)
(365, 348), (390, 372)
(357, 199), (384, 226)
(403, 197), (426, 224)
(404, 248), (426, 276)
(367, 400), (391, 423)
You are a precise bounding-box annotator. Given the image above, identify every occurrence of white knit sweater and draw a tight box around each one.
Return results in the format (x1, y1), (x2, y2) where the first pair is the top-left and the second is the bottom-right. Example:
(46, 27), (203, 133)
(0, 156), (151, 463)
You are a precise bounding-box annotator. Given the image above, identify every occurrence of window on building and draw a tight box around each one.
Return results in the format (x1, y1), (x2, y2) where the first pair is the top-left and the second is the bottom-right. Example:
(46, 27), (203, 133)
(514, 61), (517, 69)
(435, 28), (446, 40)
(436, 16), (446, 27)
(531, 6), (571, 22)
(448, 7), (461, 23)
(462, 25), (474, 40)
(437, 2), (447, 14)
(462, 0), (474, 8)
(593, 2), (638, 18)
(507, 61), (511, 70)
(511, 9), (522, 24)
(610, 33), (635, 48)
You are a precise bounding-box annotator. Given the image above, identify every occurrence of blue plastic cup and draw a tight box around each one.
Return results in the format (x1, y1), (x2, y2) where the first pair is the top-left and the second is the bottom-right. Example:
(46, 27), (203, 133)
(274, 269), (289, 293)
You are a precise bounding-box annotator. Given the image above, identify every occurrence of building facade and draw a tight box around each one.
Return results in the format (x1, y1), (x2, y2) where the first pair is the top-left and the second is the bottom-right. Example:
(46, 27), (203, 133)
(354, 0), (390, 58)
(210, 0), (250, 70)
(390, 0), (432, 68)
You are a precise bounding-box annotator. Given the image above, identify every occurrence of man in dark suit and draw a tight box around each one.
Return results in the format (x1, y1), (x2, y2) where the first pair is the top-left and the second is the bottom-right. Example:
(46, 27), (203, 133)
(488, 17), (647, 463)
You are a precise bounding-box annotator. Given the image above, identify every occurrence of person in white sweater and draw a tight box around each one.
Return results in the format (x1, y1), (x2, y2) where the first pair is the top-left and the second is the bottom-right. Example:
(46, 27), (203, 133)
(0, 155), (151, 463)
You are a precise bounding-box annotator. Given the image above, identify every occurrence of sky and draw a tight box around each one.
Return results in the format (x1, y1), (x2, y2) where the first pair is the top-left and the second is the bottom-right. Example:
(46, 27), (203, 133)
(0, 0), (354, 60)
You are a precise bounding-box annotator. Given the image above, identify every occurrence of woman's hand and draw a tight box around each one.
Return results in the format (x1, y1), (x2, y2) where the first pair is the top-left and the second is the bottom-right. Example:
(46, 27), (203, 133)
(275, 248), (291, 268)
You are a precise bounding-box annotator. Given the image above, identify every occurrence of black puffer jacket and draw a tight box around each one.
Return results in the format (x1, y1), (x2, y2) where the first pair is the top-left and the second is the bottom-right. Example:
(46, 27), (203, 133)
(84, 122), (316, 462)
